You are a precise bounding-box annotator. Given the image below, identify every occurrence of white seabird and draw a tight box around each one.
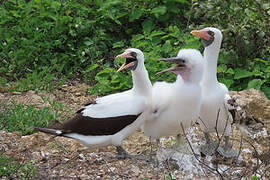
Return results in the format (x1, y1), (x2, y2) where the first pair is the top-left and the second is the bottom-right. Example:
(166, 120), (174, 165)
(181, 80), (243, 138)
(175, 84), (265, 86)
(142, 49), (204, 147)
(191, 27), (237, 158)
(36, 48), (152, 158)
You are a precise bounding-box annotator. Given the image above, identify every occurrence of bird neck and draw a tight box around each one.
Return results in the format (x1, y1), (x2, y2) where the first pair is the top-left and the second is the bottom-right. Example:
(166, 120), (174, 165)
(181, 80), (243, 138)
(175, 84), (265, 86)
(180, 67), (203, 84)
(202, 46), (220, 86)
(131, 64), (152, 96)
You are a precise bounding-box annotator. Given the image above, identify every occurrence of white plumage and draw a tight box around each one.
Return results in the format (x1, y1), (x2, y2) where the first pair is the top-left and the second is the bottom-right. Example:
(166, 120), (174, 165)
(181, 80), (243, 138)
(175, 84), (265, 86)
(66, 48), (152, 148)
(37, 48), (152, 156)
(191, 27), (236, 157)
(142, 49), (204, 140)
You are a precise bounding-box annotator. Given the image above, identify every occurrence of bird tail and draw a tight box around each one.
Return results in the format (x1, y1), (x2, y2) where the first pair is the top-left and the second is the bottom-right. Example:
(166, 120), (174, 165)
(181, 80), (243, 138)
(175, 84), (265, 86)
(35, 127), (63, 136)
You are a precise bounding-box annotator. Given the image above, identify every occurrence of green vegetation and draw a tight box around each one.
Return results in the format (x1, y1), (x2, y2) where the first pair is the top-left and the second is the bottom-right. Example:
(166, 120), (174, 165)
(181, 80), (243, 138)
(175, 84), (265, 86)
(0, 99), (66, 135)
(0, 0), (269, 97)
(168, 172), (176, 180)
(251, 176), (259, 180)
(0, 154), (37, 179)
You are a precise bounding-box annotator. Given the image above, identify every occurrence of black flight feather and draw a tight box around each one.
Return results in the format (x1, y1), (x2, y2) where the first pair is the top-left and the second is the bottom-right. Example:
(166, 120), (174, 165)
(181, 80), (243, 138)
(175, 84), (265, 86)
(36, 113), (142, 136)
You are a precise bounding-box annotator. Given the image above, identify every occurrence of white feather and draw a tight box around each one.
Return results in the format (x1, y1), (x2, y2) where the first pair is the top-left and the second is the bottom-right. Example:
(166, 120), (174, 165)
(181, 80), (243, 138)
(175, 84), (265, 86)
(142, 49), (204, 139)
(64, 48), (152, 148)
(82, 90), (146, 118)
(198, 27), (233, 136)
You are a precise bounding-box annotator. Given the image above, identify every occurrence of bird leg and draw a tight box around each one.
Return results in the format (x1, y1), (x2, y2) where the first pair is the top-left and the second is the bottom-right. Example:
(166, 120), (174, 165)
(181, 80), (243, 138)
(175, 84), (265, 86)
(148, 138), (161, 164)
(116, 146), (129, 158)
(116, 146), (150, 161)
(176, 134), (183, 147)
(172, 134), (189, 154)
(148, 137), (157, 162)
(156, 138), (161, 150)
(217, 136), (237, 158)
(174, 135), (181, 150)
(200, 132), (218, 156)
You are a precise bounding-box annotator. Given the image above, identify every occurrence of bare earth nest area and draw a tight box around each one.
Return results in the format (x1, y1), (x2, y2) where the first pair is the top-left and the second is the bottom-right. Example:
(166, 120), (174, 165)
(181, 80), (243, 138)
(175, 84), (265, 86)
(0, 83), (270, 180)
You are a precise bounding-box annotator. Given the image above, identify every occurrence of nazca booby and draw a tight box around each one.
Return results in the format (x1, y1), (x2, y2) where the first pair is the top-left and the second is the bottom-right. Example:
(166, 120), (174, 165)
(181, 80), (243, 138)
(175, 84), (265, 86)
(142, 49), (204, 147)
(36, 48), (152, 158)
(191, 27), (237, 157)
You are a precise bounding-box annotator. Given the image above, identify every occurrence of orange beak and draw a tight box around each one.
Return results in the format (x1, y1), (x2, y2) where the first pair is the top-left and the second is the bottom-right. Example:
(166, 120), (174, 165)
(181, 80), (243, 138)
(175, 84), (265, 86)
(191, 29), (211, 41)
(116, 52), (133, 59)
(115, 52), (136, 72)
(117, 62), (136, 72)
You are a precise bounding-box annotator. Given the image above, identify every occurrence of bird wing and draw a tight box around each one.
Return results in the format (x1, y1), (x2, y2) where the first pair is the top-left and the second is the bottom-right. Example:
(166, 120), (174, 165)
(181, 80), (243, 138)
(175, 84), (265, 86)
(146, 81), (175, 121)
(219, 83), (234, 123)
(82, 89), (146, 118)
(37, 90), (147, 136)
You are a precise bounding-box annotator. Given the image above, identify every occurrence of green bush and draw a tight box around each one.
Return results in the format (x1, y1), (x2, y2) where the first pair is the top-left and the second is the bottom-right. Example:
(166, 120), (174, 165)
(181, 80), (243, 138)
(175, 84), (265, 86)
(189, 0), (270, 97)
(0, 0), (190, 79)
(0, 0), (269, 98)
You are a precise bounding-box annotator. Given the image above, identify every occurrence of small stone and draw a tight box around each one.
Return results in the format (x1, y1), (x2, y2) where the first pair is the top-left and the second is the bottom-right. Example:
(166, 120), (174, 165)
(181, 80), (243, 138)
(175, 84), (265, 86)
(75, 92), (81, 96)
(79, 153), (86, 160)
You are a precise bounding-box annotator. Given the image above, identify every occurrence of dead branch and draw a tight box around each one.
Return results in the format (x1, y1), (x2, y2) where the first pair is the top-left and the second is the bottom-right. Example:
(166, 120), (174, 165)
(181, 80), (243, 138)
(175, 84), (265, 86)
(198, 116), (208, 130)
(180, 122), (225, 180)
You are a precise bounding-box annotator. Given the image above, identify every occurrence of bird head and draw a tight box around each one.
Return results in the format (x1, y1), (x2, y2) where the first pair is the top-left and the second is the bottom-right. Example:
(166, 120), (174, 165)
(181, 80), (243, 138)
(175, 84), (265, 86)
(157, 49), (204, 83)
(191, 27), (222, 48)
(115, 48), (144, 72)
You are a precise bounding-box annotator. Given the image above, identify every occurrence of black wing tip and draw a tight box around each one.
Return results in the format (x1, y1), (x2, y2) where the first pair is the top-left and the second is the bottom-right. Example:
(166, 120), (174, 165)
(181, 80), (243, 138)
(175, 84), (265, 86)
(84, 102), (92, 106)
(76, 108), (85, 114)
(35, 127), (63, 136)
(76, 100), (97, 114)
(84, 99), (97, 106)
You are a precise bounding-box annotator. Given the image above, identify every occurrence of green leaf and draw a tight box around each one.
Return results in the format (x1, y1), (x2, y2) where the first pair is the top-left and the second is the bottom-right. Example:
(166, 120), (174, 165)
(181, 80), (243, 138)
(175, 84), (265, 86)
(113, 41), (125, 48)
(247, 79), (264, 89)
(151, 6), (167, 17)
(96, 68), (115, 76)
(226, 68), (235, 74)
(88, 64), (99, 71)
(142, 20), (155, 34)
(262, 86), (270, 99)
(251, 176), (259, 180)
(254, 58), (269, 63)
(132, 34), (145, 41)
(162, 40), (172, 53)
(234, 69), (253, 79)
(129, 9), (143, 22)
(84, 41), (93, 46)
(168, 172), (176, 180)
(150, 31), (166, 37)
(217, 64), (227, 73)
(219, 78), (234, 88)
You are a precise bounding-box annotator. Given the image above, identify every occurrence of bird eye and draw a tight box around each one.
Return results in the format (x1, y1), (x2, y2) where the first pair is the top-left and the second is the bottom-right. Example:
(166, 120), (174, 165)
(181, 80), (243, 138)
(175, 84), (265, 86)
(130, 52), (137, 57)
(208, 31), (214, 36)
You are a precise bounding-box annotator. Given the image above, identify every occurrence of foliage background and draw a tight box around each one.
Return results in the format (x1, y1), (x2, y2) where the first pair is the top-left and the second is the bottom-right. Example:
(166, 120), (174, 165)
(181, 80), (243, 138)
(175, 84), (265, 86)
(0, 0), (269, 98)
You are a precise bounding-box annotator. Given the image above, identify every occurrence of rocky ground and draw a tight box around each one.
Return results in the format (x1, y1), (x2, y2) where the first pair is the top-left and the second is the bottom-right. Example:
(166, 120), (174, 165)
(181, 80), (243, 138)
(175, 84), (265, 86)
(0, 83), (270, 180)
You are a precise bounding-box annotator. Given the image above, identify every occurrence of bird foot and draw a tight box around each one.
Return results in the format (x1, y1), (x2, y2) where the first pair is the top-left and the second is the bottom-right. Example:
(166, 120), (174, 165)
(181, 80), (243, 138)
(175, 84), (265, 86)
(217, 146), (238, 158)
(200, 141), (219, 156)
(116, 146), (129, 159)
(172, 144), (190, 154)
(116, 146), (151, 161)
